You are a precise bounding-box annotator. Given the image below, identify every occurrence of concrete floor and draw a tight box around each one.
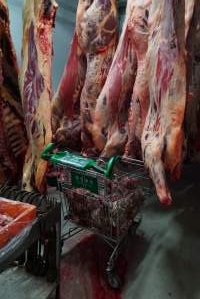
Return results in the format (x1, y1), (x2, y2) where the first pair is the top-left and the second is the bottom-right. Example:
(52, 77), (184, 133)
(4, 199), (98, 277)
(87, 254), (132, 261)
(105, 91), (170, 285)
(6, 1), (200, 298)
(54, 161), (200, 299)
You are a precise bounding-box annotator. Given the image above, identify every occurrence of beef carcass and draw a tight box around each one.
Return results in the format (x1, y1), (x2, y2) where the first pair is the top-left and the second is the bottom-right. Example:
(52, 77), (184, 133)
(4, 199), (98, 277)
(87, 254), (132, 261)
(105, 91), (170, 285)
(92, 0), (137, 157)
(0, 0), (27, 185)
(19, 0), (58, 193)
(77, 0), (118, 156)
(51, 32), (86, 152)
(93, 0), (151, 158)
(52, 0), (118, 156)
(124, 0), (151, 159)
(141, 0), (186, 205)
(185, 2), (200, 160)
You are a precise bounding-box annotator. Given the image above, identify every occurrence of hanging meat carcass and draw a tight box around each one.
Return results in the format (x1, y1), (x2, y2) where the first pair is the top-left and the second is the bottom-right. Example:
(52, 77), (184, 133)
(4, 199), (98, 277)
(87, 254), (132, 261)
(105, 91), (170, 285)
(141, 0), (186, 205)
(51, 0), (118, 156)
(0, 0), (27, 185)
(51, 31), (86, 152)
(124, 0), (151, 159)
(92, 0), (137, 157)
(78, 0), (118, 156)
(92, 0), (151, 158)
(185, 1), (200, 161)
(19, 0), (58, 193)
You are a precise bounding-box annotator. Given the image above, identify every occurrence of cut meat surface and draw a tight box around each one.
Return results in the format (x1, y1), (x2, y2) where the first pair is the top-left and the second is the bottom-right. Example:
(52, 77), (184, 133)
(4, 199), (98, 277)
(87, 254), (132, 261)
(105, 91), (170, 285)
(52, 0), (118, 156)
(124, 0), (151, 159)
(0, 0), (27, 185)
(93, 0), (151, 158)
(20, 0), (58, 193)
(93, 0), (137, 157)
(51, 32), (86, 152)
(141, 0), (186, 205)
(77, 0), (118, 156)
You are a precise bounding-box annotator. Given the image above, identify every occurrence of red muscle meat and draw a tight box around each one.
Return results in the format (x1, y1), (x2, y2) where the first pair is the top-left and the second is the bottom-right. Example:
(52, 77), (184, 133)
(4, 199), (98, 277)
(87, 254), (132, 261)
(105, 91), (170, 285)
(124, 0), (151, 159)
(141, 0), (186, 205)
(93, 0), (151, 158)
(92, 0), (137, 157)
(51, 32), (86, 152)
(19, 0), (58, 193)
(78, 0), (118, 156)
(0, 0), (27, 185)
(52, 0), (118, 156)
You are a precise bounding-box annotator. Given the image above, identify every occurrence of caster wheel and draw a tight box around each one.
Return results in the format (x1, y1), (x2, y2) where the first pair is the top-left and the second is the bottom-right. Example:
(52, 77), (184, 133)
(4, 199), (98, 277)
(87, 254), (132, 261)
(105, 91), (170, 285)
(33, 257), (43, 276)
(39, 261), (49, 276)
(129, 215), (142, 236)
(25, 260), (35, 273)
(17, 253), (26, 266)
(47, 269), (57, 282)
(135, 213), (142, 223)
(107, 271), (121, 289)
(129, 224), (137, 236)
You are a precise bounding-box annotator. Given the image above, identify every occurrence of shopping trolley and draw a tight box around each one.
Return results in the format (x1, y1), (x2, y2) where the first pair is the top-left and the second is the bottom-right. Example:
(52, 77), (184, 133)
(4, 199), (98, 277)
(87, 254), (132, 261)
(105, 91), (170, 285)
(41, 143), (151, 288)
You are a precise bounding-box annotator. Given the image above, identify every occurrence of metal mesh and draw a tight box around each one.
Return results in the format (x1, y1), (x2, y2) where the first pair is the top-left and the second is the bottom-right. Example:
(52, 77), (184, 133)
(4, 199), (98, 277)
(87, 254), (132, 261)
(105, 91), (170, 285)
(54, 157), (151, 240)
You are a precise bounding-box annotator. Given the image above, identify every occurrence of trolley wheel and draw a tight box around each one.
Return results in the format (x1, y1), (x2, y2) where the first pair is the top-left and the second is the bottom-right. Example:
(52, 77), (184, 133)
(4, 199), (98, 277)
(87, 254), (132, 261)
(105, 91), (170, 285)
(129, 224), (138, 236)
(107, 271), (121, 289)
(129, 214), (142, 236)
(25, 260), (34, 273)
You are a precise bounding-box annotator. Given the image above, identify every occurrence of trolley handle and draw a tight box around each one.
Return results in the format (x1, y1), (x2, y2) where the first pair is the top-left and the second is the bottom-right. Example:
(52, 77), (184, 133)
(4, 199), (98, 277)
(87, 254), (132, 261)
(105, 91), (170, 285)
(41, 143), (120, 178)
(92, 155), (120, 178)
(41, 142), (55, 161)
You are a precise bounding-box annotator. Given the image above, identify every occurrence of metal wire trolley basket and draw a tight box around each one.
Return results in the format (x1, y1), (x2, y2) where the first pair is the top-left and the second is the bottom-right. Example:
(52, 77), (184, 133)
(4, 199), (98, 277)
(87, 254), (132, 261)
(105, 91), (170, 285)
(41, 143), (151, 288)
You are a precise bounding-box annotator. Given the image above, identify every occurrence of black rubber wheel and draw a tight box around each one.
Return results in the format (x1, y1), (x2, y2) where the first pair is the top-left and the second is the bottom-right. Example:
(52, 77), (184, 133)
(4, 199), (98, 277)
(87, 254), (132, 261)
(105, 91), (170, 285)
(47, 268), (57, 282)
(107, 271), (121, 289)
(129, 214), (142, 236)
(25, 260), (35, 273)
(33, 257), (43, 276)
(129, 224), (138, 236)
(39, 260), (49, 277)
